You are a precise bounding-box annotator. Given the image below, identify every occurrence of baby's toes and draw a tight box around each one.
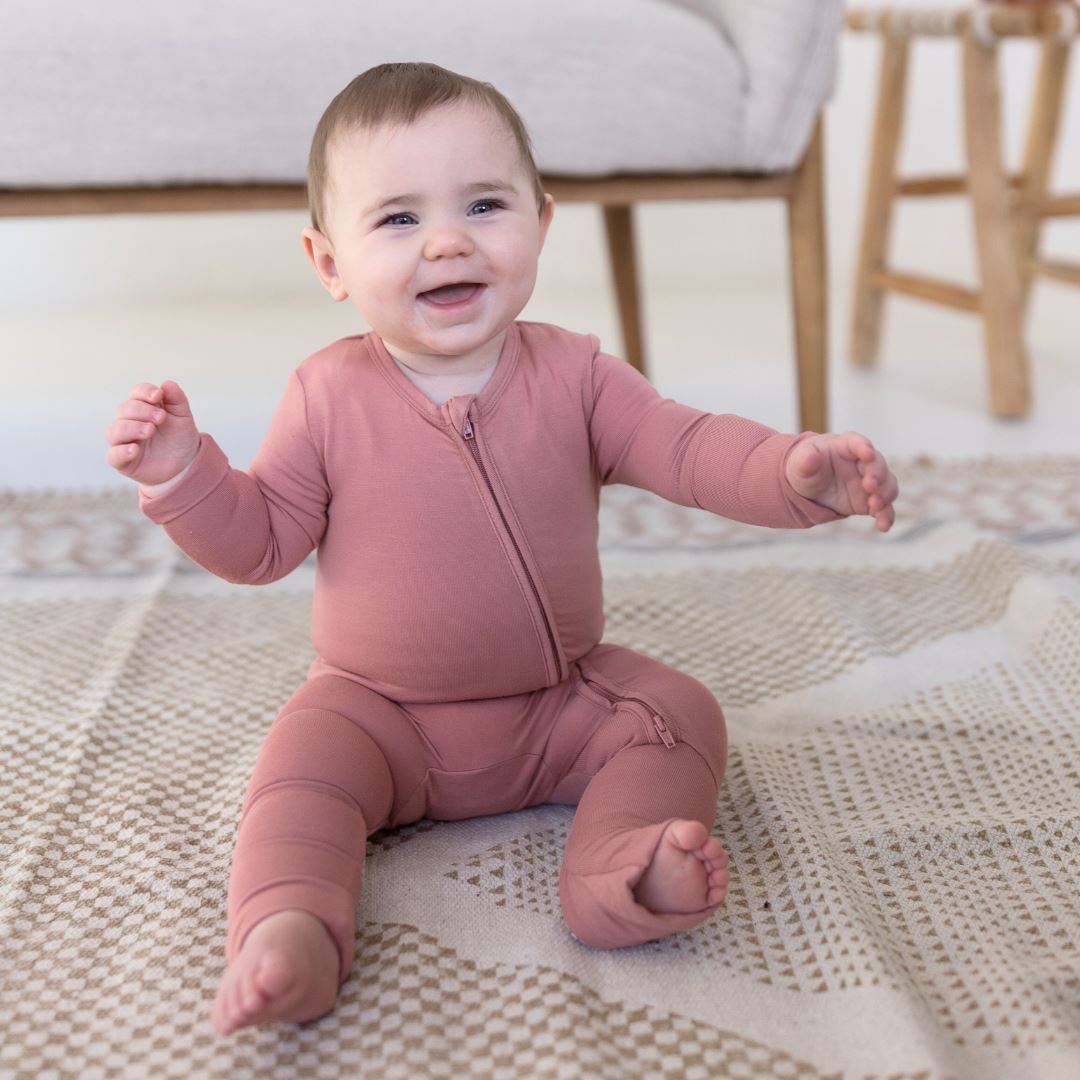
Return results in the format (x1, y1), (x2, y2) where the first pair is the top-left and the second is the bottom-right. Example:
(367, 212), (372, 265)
(707, 855), (728, 881)
(699, 835), (727, 865)
(213, 975), (247, 1036)
(668, 819), (710, 854)
(242, 973), (269, 1016)
(253, 952), (295, 1000)
(243, 966), (278, 1023)
(211, 984), (234, 1036)
(700, 840), (729, 904)
(227, 981), (246, 1028)
(705, 868), (728, 905)
(232, 977), (259, 1028)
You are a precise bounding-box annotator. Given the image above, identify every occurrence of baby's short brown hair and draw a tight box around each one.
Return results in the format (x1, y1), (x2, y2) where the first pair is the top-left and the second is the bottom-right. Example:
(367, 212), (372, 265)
(307, 62), (546, 237)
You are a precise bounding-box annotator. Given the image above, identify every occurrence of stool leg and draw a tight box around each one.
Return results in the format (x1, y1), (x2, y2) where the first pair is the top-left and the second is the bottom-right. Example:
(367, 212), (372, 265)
(851, 35), (910, 367)
(1017, 40), (1072, 315)
(603, 204), (647, 378)
(962, 32), (1032, 416)
(786, 115), (829, 433)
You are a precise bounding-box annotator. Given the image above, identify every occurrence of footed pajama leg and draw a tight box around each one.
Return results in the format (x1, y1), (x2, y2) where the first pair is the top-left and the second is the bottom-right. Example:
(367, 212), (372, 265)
(555, 644), (728, 949)
(558, 740), (724, 948)
(225, 676), (425, 985)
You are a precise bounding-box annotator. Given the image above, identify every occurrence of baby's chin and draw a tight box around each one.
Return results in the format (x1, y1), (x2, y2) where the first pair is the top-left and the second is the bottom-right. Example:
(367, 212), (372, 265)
(395, 322), (510, 363)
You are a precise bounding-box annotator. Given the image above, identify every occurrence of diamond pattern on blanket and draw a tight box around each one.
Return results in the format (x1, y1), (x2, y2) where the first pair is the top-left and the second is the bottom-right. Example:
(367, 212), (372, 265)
(445, 826), (567, 915)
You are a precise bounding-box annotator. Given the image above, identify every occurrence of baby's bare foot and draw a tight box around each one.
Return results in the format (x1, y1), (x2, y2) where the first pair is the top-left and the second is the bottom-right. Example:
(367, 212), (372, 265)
(632, 819), (728, 914)
(211, 909), (341, 1036)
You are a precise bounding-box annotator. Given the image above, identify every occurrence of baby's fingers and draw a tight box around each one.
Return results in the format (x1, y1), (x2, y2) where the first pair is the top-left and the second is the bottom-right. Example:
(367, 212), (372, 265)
(127, 382), (165, 406)
(158, 379), (194, 419)
(860, 450), (893, 491)
(867, 468), (899, 533)
(116, 398), (167, 425)
(873, 503), (896, 532)
(836, 430), (875, 463)
(106, 418), (159, 446)
(105, 441), (143, 473)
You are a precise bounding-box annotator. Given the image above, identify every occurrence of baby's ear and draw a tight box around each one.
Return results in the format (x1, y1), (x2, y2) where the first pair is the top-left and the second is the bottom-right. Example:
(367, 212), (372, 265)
(301, 227), (348, 302)
(538, 193), (555, 248)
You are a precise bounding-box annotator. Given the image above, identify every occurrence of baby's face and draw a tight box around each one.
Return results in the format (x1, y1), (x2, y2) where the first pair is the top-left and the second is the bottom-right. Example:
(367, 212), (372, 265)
(304, 101), (554, 373)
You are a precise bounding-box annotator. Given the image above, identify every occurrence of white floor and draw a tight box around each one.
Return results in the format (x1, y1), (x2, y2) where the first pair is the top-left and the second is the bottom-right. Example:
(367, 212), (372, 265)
(2, 211), (1078, 492)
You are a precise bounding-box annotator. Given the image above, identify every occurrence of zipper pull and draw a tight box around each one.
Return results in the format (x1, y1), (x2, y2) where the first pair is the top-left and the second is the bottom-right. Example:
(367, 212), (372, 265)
(462, 415), (474, 440)
(652, 714), (676, 749)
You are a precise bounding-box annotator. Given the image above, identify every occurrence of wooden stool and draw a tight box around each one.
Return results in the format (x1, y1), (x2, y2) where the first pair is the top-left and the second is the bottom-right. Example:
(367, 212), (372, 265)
(847, 2), (1079, 416)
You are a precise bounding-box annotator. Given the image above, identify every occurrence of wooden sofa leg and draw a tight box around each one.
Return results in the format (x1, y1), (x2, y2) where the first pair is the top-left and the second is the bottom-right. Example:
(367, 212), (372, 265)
(786, 117), (828, 433)
(602, 204), (647, 377)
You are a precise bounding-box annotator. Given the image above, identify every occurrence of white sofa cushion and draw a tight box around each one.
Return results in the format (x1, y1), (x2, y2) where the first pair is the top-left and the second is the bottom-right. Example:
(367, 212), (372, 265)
(664, 0), (843, 169)
(0, 0), (839, 189)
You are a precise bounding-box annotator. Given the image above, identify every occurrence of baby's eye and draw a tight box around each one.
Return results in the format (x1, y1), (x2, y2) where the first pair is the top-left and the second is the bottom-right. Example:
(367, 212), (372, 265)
(469, 199), (504, 216)
(380, 212), (417, 227)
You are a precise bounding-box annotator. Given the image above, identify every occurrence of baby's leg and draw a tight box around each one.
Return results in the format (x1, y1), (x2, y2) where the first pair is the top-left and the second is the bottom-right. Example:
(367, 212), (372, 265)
(213, 676), (426, 1036)
(556, 646), (728, 949)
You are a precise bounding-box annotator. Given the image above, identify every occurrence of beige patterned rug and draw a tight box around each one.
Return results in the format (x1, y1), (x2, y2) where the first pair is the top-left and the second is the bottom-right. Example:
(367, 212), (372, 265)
(2, 456), (1079, 1080)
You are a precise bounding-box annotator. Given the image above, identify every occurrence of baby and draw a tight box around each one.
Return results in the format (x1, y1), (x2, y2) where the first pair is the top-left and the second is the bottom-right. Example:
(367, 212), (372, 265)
(105, 62), (898, 1037)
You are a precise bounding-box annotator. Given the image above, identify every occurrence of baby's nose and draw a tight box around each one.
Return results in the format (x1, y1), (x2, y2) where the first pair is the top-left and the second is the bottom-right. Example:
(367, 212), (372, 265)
(423, 224), (474, 260)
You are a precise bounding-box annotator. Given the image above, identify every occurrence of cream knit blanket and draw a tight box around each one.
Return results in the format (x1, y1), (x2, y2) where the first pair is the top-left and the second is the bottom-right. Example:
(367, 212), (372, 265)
(2, 457), (1078, 1079)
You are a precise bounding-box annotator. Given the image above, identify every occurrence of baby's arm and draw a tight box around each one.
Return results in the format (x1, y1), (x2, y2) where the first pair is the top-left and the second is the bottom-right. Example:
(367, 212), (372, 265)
(588, 350), (871, 530)
(104, 374), (329, 583)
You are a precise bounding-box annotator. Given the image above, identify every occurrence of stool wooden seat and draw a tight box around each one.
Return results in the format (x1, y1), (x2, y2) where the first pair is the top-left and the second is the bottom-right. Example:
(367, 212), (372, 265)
(847, 1), (1079, 416)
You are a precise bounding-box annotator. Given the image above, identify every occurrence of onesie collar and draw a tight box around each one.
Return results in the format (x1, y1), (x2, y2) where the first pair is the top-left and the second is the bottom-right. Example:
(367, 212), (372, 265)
(367, 323), (521, 426)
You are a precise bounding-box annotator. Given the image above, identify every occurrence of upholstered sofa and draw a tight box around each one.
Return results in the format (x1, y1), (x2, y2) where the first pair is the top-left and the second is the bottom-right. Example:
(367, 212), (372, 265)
(0, 0), (845, 429)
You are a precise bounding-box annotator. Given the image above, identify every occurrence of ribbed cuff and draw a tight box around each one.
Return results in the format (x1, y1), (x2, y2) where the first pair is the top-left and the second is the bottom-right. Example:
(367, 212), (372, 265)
(559, 818), (724, 949)
(687, 416), (844, 528)
(227, 880), (357, 986)
(138, 434), (231, 524)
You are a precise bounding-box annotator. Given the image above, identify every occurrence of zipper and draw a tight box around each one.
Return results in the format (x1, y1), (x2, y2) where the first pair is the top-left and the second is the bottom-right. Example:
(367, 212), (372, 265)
(462, 410), (562, 681)
(580, 675), (677, 749)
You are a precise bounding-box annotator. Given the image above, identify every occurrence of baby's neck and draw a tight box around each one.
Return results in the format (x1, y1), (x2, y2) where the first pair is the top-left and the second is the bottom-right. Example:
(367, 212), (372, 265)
(393, 354), (498, 378)
(391, 354), (498, 406)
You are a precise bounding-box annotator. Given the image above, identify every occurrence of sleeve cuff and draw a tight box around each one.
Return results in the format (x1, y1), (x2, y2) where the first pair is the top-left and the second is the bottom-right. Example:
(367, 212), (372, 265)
(779, 433), (848, 527)
(138, 435), (231, 524)
(687, 417), (846, 528)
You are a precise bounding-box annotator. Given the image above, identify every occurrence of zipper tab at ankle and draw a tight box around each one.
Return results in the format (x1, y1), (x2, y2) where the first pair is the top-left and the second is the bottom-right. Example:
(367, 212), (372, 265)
(652, 714), (677, 749)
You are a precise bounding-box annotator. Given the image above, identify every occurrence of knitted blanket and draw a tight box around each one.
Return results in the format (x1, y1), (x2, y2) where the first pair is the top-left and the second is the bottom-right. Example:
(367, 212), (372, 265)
(2, 457), (1078, 1080)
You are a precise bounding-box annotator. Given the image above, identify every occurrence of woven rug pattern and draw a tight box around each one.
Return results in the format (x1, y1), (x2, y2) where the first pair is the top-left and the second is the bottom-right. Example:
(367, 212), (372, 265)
(1, 457), (1079, 1080)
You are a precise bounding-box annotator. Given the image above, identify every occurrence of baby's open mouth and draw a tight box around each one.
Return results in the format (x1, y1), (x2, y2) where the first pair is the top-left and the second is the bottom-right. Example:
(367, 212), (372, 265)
(418, 282), (484, 306)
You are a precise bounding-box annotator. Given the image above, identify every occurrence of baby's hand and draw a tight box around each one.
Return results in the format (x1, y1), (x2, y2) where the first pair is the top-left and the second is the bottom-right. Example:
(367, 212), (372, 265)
(785, 431), (898, 532)
(105, 380), (200, 487)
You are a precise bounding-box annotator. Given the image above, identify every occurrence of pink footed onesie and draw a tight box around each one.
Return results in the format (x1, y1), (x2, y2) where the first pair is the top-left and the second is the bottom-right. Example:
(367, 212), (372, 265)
(139, 320), (840, 982)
